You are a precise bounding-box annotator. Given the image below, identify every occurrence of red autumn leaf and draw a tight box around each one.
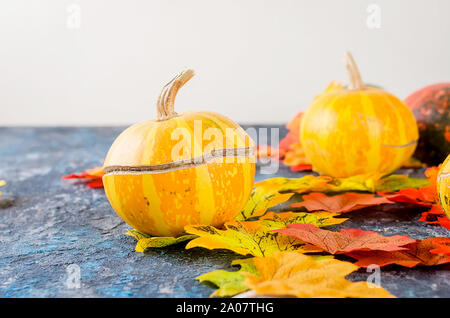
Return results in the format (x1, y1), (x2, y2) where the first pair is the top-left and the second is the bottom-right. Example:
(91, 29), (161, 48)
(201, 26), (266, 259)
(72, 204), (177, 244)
(279, 131), (299, 158)
(379, 166), (440, 206)
(290, 164), (313, 172)
(418, 204), (450, 230)
(278, 111), (312, 168)
(419, 204), (445, 224)
(379, 187), (435, 207)
(430, 238), (450, 255)
(62, 167), (105, 188)
(424, 166), (440, 197)
(274, 223), (416, 254)
(436, 217), (450, 230)
(346, 237), (450, 268)
(291, 192), (392, 213)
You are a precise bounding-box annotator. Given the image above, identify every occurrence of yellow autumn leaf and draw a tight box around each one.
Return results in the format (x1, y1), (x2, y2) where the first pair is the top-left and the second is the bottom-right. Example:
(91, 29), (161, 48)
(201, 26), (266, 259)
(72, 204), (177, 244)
(196, 258), (257, 298)
(185, 211), (344, 257)
(243, 252), (394, 298)
(237, 175), (332, 220)
(125, 229), (197, 252)
(325, 173), (429, 193)
(0, 180), (5, 196)
(258, 211), (347, 230)
(198, 254), (336, 298)
(238, 174), (429, 221)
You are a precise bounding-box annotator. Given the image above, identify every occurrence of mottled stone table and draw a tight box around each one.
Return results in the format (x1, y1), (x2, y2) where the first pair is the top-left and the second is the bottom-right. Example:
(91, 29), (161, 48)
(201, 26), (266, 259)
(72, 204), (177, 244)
(0, 126), (449, 297)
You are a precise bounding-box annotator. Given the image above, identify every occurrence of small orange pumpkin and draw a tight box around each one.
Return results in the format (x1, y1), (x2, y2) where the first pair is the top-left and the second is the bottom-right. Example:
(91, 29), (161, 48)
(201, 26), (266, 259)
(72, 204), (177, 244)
(437, 154), (450, 217)
(300, 52), (419, 178)
(103, 70), (255, 237)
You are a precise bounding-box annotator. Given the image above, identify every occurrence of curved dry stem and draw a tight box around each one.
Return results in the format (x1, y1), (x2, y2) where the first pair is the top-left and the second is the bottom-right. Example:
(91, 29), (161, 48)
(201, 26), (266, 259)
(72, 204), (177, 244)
(343, 52), (364, 90)
(156, 69), (195, 120)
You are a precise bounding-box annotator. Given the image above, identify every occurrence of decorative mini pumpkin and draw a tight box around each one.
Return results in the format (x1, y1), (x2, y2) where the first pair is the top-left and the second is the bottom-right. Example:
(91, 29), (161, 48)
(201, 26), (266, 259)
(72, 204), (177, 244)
(437, 154), (450, 217)
(103, 70), (255, 237)
(405, 83), (450, 165)
(300, 52), (419, 178)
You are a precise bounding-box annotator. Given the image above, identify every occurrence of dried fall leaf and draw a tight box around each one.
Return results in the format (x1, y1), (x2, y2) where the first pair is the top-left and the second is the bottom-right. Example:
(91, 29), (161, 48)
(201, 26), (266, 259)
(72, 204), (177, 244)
(292, 192), (392, 213)
(371, 174), (429, 193)
(258, 211), (347, 230)
(238, 191), (294, 221)
(125, 229), (196, 252)
(378, 166), (438, 206)
(425, 166), (441, 194)
(347, 237), (450, 268)
(430, 238), (450, 255)
(238, 174), (428, 221)
(282, 142), (311, 169)
(186, 221), (306, 256)
(419, 207), (450, 230)
(198, 254), (336, 298)
(237, 175), (332, 220)
(243, 251), (394, 298)
(435, 217), (450, 230)
(279, 112), (305, 158)
(185, 211), (342, 257)
(419, 204), (446, 224)
(196, 258), (257, 297)
(275, 224), (416, 254)
(380, 187), (435, 207)
(62, 167), (105, 188)
(290, 164), (313, 172)
(326, 173), (429, 194)
(184, 221), (308, 257)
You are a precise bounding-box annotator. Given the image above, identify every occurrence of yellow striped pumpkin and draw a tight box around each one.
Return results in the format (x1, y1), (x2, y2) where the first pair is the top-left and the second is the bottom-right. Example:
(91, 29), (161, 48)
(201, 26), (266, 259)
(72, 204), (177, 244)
(103, 70), (255, 237)
(300, 52), (419, 178)
(437, 154), (450, 217)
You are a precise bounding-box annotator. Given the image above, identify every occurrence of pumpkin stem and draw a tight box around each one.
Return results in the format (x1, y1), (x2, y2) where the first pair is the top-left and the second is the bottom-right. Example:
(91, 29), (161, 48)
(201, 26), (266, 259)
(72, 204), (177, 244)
(156, 69), (195, 120)
(344, 52), (364, 90)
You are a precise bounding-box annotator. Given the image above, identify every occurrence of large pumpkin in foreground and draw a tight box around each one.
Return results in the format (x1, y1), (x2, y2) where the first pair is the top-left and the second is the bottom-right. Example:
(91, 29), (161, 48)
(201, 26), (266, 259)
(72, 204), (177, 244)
(300, 52), (419, 178)
(103, 70), (255, 237)
(437, 154), (450, 217)
(405, 83), (450, 166)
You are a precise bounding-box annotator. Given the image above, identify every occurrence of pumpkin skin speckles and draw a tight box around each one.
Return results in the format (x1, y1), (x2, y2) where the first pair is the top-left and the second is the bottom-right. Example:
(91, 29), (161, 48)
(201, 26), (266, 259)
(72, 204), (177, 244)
(103, 70), (255, 237)
(437, 155), (450, 217)
(300, 53), (419, 178)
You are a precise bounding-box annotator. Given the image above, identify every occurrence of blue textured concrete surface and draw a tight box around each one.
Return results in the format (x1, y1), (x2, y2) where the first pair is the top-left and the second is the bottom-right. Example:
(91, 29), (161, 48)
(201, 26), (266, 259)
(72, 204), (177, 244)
(0, 126), (449, 298)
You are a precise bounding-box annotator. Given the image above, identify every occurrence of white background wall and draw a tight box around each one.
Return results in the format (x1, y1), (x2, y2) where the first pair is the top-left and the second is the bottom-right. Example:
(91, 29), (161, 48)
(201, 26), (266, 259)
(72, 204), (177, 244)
(0, 0), (449, 126)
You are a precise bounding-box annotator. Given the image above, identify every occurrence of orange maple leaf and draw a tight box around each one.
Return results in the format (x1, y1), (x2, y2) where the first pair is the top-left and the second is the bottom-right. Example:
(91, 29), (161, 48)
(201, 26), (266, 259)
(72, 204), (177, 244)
(419, 204), (445, 223)
(274, 224), (416, 254)
(380, 187), (435, 207)
(430, 238), (450, 255)
(346, 237), (450, 268)
(62, 166), (105, 188)
(379, 165), (440, 206)
(425, 166), (441, 194)
(417, 203), (450, 230)
(291, 192), (392, 213)
(242, 251), (394, 298)
(278, 111), (312, 171)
